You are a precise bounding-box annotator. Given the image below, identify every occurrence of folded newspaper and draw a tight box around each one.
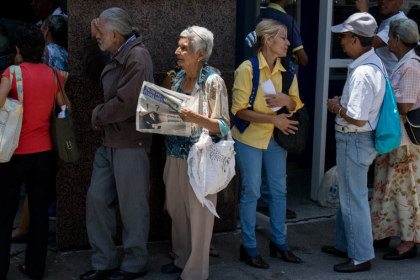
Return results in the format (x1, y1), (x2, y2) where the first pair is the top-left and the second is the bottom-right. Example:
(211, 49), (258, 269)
(136, 82), (194, 136)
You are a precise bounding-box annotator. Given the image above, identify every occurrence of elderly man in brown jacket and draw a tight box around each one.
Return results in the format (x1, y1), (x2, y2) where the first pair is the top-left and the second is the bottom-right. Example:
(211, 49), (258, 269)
(79, 7), (153, 280)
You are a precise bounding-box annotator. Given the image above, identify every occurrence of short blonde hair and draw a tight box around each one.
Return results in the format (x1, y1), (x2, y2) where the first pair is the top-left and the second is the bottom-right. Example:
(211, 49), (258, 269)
(255, 20), (287, 54)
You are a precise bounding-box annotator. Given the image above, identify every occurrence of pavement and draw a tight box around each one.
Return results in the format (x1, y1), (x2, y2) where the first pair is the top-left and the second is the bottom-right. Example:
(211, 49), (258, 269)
(7, 169), (420, 280)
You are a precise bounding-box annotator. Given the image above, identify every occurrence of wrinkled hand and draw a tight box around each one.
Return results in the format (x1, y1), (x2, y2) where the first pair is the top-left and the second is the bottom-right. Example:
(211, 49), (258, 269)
(91, 18), (100, 38)
(178, 109), (201, 123)
(264, 93), (290, 108)
(355, 0), (368, 12)
(272, 113), (299, 135)
(60, 71), (69, 86)
(327, 96), (341, 113)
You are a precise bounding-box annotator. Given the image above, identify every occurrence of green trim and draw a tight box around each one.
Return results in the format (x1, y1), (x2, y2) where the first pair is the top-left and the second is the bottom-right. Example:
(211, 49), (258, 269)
(267, 3), (286, 14)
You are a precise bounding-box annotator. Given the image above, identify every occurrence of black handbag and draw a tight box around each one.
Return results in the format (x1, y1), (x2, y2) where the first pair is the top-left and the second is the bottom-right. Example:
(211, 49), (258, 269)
(404, 108), (420, 145)
(272, 56), (310, 154)
(50, 67), (80, 162)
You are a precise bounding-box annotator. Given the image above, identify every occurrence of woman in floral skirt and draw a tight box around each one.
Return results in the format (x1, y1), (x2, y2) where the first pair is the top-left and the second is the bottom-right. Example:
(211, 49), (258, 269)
(370, 18), (420, 260)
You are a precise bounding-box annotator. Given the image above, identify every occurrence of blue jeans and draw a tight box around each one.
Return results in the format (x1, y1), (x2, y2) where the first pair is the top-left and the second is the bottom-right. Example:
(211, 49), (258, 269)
(236, 138), (287, 248)
(334, 131), (377, 261)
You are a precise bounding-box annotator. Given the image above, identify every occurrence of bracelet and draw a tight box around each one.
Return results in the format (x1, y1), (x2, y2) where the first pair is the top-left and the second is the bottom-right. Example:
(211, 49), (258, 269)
(338, 107), (343, 118)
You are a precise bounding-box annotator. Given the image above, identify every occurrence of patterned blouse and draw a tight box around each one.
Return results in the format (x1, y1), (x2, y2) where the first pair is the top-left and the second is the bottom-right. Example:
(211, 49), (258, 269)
(164, 64), (230, 159)
(390, 50), (420, 146)
(42, 43), (68, 71)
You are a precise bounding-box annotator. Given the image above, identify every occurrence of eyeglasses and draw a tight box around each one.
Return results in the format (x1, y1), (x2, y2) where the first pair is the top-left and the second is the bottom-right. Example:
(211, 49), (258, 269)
(189, 27), (208, 50)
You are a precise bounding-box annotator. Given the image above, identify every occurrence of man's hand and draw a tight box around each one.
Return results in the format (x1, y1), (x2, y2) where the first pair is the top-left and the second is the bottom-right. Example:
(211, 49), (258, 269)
(355, 0), (368, 12)
(272, 113), (299, 135)
(91, 18), (100, 39)
(327, 96), (341, 114)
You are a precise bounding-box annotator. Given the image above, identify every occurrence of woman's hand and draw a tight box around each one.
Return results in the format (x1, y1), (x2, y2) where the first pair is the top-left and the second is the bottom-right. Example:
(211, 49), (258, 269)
(178, 109), (202, 124)
(272, 113), (299, 135)
(264, 93), (290, 108)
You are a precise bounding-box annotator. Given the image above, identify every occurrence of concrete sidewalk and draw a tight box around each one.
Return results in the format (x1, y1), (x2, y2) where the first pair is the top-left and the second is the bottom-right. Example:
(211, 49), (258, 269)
(7, 169), (419, 279)
(8, 219), (420, 280)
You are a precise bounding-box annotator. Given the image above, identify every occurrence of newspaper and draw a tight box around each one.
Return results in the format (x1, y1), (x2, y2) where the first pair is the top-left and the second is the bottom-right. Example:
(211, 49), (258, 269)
(136, 81), (194, 136)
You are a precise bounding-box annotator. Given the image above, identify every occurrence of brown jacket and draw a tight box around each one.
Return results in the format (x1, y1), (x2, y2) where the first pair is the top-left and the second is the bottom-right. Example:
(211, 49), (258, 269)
(85, 36), (154, 148)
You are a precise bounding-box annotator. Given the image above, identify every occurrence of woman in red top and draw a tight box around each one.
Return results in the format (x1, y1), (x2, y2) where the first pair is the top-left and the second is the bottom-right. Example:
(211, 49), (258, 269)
(0, 24), (71, 280)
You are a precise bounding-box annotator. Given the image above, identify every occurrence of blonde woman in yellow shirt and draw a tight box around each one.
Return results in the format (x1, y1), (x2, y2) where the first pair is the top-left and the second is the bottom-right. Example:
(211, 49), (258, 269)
(232, 20), (303, 269)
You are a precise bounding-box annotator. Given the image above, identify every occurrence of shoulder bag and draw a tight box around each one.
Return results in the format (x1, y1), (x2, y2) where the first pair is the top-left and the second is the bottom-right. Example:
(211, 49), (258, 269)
(50, 67), (80, 162)
(0, 66), (23, 162)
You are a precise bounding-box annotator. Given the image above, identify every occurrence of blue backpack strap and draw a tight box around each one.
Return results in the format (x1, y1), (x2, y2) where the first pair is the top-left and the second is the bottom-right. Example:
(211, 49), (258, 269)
(289, 61), (296, 87)
(232, 56), (260, 133)
(249, 56), (259, 110)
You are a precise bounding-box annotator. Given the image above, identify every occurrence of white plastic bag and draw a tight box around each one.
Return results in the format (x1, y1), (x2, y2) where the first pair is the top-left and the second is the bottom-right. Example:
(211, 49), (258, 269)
(317, 166), (340, 208)
(187, 131), (236, 218)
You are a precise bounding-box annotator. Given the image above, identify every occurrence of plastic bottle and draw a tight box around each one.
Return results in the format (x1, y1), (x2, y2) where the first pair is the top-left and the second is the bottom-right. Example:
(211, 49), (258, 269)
(57, 105), (67, 118)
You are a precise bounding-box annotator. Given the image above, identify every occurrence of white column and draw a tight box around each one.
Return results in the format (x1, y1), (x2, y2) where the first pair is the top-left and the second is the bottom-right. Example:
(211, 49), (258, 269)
(310, 0), (333, 201)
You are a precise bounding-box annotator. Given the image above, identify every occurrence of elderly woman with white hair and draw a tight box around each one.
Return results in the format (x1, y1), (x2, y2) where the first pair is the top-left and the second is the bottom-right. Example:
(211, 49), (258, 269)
(370, 18), (420, 261)
(160, 26), (230, 280)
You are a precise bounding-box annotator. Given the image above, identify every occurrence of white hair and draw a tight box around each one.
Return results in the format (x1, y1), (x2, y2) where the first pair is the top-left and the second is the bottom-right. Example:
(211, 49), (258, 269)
(180, 26), (214, 62)
(99, 7), (139, 38)
(390, 18), (419, 47)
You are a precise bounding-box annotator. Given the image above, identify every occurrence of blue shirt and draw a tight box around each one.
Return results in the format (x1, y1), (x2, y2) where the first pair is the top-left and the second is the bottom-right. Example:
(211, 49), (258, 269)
(42, 43), (68, 71)
(110, 35), (136, 60)
(261, 3), (303, 52)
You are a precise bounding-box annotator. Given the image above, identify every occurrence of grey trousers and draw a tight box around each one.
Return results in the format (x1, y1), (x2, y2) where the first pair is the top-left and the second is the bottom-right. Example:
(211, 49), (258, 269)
(86, 146), (150, 273)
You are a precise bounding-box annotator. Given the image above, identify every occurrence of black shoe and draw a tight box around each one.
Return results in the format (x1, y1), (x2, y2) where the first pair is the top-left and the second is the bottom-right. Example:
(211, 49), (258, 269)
(161, 262), (183, 274)
(383, 245), (417, 260)
(373, 237), (391, 248)
(80, 269), (117, 280)
(239, 244), (269, 269)
(321, 246), (348, 258)
(105, 269), (147, 280)
(333, 259), (371, 273)
(269, 241), (301, 263)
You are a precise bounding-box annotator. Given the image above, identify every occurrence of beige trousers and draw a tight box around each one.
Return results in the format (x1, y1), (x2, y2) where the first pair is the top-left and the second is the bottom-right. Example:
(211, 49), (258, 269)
(164, 157), (217, 280)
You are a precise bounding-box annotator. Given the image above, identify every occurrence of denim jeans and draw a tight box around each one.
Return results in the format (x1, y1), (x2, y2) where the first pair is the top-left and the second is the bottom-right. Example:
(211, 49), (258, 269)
(236, 138), (287, 248)
(334, 131), (377, 261)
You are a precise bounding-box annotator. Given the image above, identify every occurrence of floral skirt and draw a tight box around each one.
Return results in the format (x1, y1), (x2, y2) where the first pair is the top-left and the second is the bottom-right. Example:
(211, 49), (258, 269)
(371, 145), (420, 243)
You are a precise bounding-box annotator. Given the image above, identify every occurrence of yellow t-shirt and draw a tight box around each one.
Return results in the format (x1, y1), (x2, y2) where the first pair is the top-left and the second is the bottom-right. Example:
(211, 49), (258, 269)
(231, 52), (304, 149)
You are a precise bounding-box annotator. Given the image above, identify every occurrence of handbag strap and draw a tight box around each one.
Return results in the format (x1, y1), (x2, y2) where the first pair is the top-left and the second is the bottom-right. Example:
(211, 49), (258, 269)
(9, 66), (23, 102)
(50, 66), (67, 113)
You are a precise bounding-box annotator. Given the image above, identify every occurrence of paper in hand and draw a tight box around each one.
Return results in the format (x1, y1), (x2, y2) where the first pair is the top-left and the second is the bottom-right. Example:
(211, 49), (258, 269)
(261, 79), (281, 111)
